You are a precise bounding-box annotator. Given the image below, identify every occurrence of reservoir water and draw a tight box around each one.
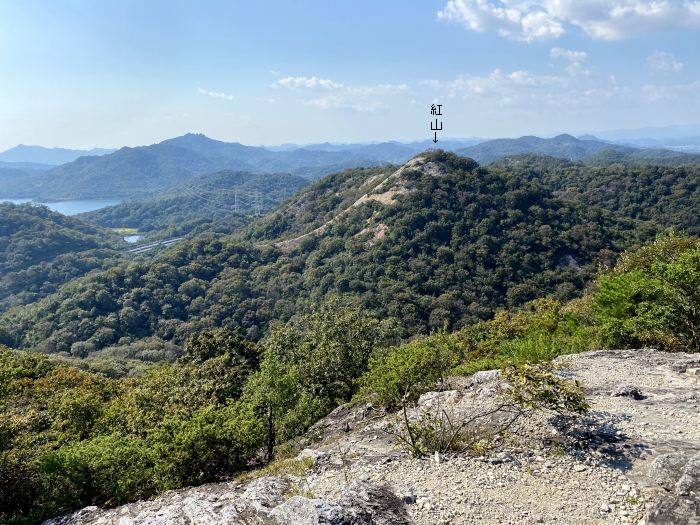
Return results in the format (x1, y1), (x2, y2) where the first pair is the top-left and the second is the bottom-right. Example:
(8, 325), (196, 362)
(0, 198), (120, 215)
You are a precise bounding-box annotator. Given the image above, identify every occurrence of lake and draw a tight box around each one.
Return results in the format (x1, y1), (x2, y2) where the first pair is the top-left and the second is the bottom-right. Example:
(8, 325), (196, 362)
(0, 198), (121, 215)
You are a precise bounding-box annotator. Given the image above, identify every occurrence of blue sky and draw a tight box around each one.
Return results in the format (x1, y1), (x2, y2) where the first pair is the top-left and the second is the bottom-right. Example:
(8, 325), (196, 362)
(1, 0), (699, 149)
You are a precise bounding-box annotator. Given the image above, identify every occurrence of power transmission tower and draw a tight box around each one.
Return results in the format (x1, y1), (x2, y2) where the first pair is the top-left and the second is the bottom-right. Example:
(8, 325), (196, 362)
(255, 192), (262, 215)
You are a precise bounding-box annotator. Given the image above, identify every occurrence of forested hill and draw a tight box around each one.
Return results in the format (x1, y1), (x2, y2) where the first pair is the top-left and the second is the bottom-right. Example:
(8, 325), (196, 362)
(80, 171), (311, 241)
(0, 151), (656, 356)
(0, 203), (124, 311)
(493, 155), (700, 235)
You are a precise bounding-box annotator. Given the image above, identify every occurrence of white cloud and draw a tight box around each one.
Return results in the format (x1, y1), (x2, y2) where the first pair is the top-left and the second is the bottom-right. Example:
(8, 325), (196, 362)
(274, 77), (409, 112)
(647, 51), (684, 73)
(305, 94), (383, 113)
(445, 69), (563, 93)
(427, 69), (565, 106)
(425, 68), (628, 108)
(272, 76), (344, 90)
(197, 87), (235, 101)
(437, 0), (564, 42)
(642, 80), (700, 101)
(427, 64), (700, 115)
(346, 83), (409, 96)
(550, 47), (590, 76)
(550, 47), (587, 62)
(438, 1), (700, 41)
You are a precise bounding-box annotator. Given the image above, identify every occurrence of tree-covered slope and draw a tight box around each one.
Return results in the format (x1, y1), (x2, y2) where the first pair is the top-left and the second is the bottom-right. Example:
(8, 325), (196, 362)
(80, 171), (310, 240)
(0, 152), (656, 355)
(493, 155), (700, 235)
(0, 203), (124, 311)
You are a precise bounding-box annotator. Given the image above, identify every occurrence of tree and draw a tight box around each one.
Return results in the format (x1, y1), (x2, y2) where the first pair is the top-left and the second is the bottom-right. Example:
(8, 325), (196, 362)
(358, 331), (463, 409)
(149, 403), (264, 489)
(241, 350), (310, 461)
(181, 328), (260, 402)
(265, 299), (398, 406)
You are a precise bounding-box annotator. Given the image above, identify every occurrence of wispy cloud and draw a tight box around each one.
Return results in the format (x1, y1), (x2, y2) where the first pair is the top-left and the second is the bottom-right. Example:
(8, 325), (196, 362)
(424, 68), (628, 109)
(273, 76), (409, 112)
(272, 76), (344, 90)
(550, 48), (587, 63)
(647, 51), (684, 74)
(426, 69), (563, 100)
(305, 94), (383, 113)
(642, 80), (700, 101)
(550, 47), (590, 76)
(438, 1), (700, 41)
(197, 87), (235, 101)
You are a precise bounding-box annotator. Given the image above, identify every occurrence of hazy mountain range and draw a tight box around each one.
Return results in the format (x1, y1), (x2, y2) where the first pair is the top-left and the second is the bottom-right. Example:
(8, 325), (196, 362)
(0, 144), (115, 165)
(453, 134), (632, 164)
(0, 134), (403, 199)
(1, 132), (699, 201)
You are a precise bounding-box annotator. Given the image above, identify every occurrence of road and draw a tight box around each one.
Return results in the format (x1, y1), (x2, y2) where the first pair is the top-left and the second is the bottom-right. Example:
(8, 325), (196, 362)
(126, 237), (183, 255)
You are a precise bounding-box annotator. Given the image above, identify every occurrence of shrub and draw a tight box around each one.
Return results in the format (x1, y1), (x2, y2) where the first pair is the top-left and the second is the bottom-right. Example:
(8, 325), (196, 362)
(40, 434), (156, 511)
(501, 363), (589, 416)
(358, 331), (463, 409)
(241, 349), (324, 461)
(451, 297), (599, 376)
(386, 405), (487, 458)
(594, 234), (700, 351)
(387, 362), (588, 458)
(150, 402), (265, 489)
(0, 448), (41, 522)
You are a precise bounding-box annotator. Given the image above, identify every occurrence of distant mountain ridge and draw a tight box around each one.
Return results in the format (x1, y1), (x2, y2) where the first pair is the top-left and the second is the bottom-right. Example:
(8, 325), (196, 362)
(2, 133), (699, 201)
(0, 144), (115, 165)
(456, 134), (635, 164)
(588, 124), (700, 152)
(0, 134), (406, 200)
(0, 160), (53, 171)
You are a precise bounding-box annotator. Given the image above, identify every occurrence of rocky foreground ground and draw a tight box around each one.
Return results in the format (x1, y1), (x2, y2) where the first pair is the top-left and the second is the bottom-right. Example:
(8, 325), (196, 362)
(46, 349), (700, 525)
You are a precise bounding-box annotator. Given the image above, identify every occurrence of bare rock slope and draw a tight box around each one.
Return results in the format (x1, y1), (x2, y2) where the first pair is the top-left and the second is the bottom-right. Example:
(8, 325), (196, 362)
(45, 349), (700, 525)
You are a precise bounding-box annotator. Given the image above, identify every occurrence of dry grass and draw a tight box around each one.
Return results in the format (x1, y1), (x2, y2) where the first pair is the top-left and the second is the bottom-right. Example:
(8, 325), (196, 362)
(236, 457), (314, 483)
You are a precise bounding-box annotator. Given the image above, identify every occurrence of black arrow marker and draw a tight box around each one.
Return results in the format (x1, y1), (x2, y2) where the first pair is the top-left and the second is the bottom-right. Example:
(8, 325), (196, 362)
(433, 132), (438, 144)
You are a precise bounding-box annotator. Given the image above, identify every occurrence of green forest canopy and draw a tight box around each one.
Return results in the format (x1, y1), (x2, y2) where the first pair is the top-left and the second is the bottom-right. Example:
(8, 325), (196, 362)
(0, 152), (662, 358)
